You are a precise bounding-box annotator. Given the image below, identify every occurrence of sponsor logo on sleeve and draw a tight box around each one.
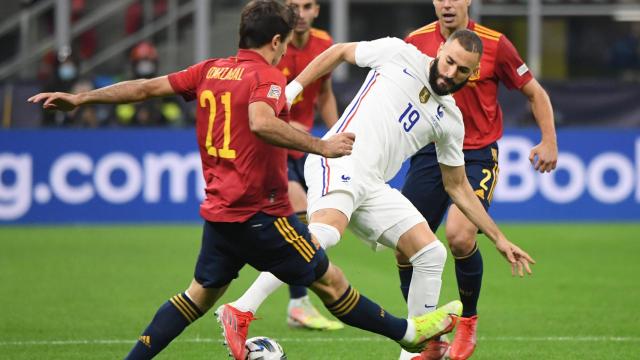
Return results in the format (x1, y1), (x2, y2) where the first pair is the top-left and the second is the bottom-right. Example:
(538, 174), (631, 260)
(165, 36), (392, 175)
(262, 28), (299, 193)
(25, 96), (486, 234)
(517, 63), (529, 76)
(267, 85), (282, 99)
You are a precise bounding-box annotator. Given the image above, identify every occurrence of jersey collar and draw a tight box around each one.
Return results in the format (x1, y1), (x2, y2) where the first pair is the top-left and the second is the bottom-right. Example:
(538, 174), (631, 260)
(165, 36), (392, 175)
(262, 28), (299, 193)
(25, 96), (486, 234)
(435, 19), (476, 42)
(236, 49), (270, 65)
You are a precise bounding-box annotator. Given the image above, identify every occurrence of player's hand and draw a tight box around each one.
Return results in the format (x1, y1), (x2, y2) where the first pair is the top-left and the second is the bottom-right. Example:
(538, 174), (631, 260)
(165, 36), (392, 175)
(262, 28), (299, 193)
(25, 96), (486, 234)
(321, 132), (355, 158)
(28, 92), (79, 112)
(529, 140), (558, 173)
(495, 239), (536, 277)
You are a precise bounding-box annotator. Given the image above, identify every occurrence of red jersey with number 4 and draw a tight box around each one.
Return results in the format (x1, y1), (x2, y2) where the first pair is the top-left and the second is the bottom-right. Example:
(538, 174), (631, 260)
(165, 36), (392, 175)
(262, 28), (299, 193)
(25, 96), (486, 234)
(406, 20), (533, 149)
(168, 49), (293, 222)
(277, 28), (333, 159)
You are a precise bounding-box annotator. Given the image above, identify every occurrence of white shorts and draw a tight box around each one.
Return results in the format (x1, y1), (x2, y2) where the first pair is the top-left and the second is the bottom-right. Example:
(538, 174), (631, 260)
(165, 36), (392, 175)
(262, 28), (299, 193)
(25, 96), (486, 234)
(305, 154), (426, 251)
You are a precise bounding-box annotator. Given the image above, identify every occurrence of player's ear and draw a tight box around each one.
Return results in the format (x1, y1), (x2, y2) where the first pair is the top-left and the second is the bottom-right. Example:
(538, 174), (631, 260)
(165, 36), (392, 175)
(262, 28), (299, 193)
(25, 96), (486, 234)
(272, 34), (282, 50)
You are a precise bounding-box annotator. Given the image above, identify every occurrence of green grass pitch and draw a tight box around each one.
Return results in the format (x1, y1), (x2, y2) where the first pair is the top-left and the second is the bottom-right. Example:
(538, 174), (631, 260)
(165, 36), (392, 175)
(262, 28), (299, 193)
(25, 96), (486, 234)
(1, 223), (639, 359)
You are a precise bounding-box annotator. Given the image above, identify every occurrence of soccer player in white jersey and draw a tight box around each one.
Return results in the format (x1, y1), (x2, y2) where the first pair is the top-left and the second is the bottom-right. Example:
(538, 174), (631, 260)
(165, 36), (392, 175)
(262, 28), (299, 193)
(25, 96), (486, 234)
(220, 30), (534, 357)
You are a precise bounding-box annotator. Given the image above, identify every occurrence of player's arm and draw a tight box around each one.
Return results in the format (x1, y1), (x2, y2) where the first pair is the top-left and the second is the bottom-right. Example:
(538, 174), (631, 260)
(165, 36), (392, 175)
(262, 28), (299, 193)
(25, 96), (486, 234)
(286, 43), (357, 105)
(28, 76), (175, 112)
(249, 101), (354, 158)
(521, 78), (558, 173)
(316, 77), (339, 128)
(440, 163), (535, 277)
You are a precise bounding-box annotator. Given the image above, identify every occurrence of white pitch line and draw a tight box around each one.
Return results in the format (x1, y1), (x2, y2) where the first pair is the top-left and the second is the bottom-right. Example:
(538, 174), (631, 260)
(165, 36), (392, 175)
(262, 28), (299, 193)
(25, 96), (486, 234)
(0, 336), (639, 347)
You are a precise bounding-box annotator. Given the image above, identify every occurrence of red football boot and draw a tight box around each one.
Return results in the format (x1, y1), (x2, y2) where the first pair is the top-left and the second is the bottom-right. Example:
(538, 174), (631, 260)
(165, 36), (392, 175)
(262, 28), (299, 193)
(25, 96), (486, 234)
(215, 304), (256, 360)
(410, 336), (450, 360)
(448, 315), (478, 360)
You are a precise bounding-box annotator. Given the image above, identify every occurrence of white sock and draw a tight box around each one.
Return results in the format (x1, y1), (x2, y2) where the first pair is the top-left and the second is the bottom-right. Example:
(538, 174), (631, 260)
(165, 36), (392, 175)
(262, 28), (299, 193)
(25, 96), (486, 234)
(288, 294), (309, 308)
(233, 272), (284, 314)
(399, 240), (447, 359)
(407, 240), (447, 317)
(402, 319), (416, 343)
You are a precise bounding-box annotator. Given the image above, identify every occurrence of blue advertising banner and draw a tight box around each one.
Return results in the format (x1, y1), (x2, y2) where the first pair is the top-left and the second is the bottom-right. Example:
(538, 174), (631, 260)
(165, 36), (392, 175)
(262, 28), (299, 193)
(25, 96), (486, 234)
(1, 128), (638, 224)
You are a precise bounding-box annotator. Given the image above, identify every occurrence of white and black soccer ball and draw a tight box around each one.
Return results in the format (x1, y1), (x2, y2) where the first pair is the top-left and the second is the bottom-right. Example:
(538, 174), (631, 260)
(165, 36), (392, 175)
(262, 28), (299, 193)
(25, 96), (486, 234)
(245, 336), (287, 360)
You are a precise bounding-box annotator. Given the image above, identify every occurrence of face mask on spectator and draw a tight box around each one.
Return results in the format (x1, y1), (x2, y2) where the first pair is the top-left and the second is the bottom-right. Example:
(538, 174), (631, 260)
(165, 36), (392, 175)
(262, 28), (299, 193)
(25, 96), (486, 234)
(135, 60), (157, 78)
(58, 63), (77, 81)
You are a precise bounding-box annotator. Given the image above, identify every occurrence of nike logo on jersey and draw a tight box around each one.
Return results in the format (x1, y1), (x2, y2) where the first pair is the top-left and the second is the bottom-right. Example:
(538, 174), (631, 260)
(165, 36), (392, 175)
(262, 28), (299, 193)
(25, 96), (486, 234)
(251, 224), (263, 228)
(402, 68), (417, 79)
(424, 305), (436, 310)
(340, 175), (351, 182)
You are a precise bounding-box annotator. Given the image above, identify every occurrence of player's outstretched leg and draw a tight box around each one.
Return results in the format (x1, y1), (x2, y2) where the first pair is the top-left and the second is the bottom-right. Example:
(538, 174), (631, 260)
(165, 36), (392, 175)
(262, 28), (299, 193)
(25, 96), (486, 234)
(230, 221), (343, 332)
(125, 280), (224, 360)
(310, 262), (461, 353)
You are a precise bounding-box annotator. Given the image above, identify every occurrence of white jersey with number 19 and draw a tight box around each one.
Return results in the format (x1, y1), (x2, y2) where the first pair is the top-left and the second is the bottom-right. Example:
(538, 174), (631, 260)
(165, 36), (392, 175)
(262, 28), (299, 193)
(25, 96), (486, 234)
(308, 36), (464, 191)
(304, 37), (466, 248)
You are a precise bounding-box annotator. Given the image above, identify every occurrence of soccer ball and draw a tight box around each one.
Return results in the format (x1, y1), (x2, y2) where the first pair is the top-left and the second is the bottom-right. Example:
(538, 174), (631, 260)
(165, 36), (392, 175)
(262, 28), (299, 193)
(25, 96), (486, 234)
(245, 336), (287, 360)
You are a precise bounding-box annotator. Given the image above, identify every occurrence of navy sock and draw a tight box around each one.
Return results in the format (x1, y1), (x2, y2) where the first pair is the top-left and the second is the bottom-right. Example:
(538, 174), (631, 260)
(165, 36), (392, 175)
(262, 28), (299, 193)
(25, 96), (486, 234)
(289, 285), (308, 299)
(397, 263), (413, 302)
(326, 286), (407, 341)
(455, 244), (483, 317)
(125, 293), (203, 359)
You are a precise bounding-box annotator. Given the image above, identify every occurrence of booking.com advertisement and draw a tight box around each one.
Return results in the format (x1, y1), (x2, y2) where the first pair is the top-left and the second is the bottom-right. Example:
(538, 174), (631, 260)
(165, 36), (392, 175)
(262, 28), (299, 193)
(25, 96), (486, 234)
(1, 128), (638, 224)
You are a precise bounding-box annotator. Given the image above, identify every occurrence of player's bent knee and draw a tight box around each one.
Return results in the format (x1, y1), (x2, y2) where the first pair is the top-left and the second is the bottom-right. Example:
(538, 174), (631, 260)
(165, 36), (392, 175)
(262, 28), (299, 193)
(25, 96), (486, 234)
(308, 222), (341, 249)
(446, 231), (477, 256)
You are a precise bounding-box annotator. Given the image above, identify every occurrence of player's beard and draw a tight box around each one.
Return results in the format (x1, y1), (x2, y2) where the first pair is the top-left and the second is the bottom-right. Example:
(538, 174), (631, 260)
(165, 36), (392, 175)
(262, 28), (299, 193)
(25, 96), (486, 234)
(429, 58), (468, 96)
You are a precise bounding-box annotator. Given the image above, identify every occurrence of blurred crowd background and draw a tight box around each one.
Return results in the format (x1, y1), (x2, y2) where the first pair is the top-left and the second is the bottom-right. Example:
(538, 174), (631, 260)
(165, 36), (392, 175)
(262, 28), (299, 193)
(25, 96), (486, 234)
(1, 0), (640, 128)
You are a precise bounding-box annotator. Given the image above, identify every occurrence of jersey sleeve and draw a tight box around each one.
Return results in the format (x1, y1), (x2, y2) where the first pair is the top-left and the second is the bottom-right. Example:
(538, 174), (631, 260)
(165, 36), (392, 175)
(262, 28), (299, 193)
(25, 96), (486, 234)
(495, 36), (533, 90)
(355, 37), (407, 69)
(167, 61), (208, 101)
(435, 113), (465, 167)
(249, 68), (288, 115)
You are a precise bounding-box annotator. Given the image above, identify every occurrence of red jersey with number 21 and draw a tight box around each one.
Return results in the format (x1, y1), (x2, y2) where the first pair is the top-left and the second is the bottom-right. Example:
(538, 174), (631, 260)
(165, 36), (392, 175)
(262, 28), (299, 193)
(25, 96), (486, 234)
(406, 20), (533, 149)
(168, 49), (293, 222)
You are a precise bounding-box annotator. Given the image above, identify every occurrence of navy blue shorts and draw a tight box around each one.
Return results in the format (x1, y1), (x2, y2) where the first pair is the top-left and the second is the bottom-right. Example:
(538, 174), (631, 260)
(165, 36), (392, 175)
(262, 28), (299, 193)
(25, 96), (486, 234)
(194, 212), (328, 288)
(287, 155), (308, 190)
(401, 142), (499, 233)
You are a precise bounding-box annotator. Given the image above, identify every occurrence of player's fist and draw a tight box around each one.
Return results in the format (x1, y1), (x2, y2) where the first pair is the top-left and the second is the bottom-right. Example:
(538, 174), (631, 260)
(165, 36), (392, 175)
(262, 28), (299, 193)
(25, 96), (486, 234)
(321, 132), (355, 158)
(28, 92), (79, 112)
(529, 140), (558, 173)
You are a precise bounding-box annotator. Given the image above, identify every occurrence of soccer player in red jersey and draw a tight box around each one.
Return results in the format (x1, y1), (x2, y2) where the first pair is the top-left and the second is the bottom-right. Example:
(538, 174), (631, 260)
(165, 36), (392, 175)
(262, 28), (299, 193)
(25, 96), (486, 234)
(398, 1), (558, 359)
(234, 0), (343, 332)
(29, 1), (463, 359)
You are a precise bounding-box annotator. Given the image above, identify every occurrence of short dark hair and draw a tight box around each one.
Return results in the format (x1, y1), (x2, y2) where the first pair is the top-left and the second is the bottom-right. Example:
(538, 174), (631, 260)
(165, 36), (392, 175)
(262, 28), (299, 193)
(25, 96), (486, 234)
(447, 29), (483, 56)
(238, 0), (297, 49)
